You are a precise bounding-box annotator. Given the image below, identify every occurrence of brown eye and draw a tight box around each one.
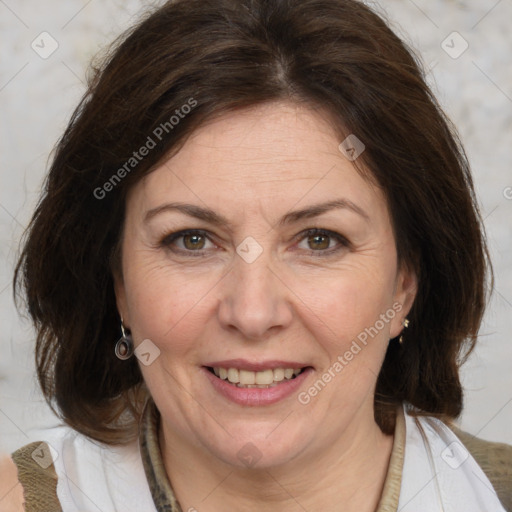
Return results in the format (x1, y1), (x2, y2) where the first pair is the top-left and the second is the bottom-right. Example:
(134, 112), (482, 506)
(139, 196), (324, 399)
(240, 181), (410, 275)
(160, 229), (215, 255)
(296, 228), (348, 256)
(307, 233), (330, 250)
(182, 232), (206, 250)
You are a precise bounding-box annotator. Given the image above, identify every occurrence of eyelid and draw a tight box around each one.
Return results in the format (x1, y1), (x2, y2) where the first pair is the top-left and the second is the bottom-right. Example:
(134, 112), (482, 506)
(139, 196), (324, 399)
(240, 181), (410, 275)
(159, 228), (349, 256)
(160, 229), (216, 254)
(293, 228), (350, 254)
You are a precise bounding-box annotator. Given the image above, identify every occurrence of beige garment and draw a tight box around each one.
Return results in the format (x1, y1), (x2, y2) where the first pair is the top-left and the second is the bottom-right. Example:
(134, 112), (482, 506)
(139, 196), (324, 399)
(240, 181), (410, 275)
(11, 401), (512, 511)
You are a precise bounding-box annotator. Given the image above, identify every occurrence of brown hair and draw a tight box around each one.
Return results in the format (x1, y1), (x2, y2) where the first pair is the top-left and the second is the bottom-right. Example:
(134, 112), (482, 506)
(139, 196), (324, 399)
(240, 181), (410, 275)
(14, 0), (492, 444)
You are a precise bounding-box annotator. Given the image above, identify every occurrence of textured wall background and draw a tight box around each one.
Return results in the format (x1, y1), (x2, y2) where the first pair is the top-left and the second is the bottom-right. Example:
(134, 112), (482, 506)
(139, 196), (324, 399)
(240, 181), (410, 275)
(1, 0), (511, 454)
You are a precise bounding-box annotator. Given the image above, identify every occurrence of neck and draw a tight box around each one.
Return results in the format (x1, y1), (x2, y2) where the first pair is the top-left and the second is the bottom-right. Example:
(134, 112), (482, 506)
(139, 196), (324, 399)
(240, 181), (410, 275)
(158, 407), (396, 512)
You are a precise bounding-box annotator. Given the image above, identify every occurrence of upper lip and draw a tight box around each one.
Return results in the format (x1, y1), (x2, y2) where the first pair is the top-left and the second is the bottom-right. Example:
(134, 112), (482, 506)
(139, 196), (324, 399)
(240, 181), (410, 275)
(204, 359), (312, 371)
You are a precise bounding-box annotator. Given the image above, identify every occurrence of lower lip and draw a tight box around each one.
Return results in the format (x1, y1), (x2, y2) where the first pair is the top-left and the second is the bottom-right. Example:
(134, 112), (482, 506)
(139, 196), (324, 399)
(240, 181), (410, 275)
(202, 367), (313, 406)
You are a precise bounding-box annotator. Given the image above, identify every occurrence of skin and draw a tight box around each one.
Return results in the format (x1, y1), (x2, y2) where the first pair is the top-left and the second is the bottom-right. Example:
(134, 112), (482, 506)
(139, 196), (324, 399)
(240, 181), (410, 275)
(115, 101), (417, 512)
(0, 455), (24, 511)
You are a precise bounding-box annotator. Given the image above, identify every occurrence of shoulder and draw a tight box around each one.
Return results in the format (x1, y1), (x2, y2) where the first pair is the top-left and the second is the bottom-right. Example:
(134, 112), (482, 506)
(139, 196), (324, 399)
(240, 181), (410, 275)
(6, 441), (61, 512)
(447, 423), (512, 511)
(0, 453), (24, 511)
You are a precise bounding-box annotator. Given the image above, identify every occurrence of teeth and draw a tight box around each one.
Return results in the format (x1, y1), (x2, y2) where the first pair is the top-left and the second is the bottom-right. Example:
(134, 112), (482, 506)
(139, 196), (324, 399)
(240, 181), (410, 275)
(211, 367), (304, 386)
(255, 369), (274, 385)
(227, 368), (239, 383)
(239, 370), (255, 385)
(273, 368), (285, 381)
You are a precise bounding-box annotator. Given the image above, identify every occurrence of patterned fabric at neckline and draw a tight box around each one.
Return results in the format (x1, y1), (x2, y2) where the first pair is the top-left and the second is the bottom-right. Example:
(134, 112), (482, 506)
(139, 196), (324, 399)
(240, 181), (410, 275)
(138, 398), (405, 512)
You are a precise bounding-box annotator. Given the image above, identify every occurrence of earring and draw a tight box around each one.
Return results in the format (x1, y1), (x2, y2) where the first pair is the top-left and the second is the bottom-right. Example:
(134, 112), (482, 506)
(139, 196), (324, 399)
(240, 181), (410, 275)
(115, 322), (134, 360)
(399, 318), (410, 344)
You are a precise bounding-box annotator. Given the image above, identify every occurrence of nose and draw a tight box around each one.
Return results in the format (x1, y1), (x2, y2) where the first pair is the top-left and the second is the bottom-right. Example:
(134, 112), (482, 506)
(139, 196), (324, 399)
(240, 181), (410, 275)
(217, 249), (294, 341)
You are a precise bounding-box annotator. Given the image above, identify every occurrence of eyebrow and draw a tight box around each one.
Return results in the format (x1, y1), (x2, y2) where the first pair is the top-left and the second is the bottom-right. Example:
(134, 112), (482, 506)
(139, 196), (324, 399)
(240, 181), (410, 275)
(144, 199), (370, 227)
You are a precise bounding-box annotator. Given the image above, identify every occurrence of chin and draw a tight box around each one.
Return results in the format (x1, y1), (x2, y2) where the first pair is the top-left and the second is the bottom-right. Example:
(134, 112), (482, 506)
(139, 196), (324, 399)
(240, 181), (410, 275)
(200, 420), (312, 470)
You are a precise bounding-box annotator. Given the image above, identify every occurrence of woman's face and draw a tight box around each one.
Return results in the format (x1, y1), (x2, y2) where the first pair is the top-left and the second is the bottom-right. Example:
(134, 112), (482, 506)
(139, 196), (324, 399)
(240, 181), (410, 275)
(115, 101), (416, 469)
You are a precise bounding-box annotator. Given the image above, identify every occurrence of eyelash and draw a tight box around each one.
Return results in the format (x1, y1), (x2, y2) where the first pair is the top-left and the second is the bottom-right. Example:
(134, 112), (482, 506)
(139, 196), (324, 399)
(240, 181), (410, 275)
(159, 228), (349, 258)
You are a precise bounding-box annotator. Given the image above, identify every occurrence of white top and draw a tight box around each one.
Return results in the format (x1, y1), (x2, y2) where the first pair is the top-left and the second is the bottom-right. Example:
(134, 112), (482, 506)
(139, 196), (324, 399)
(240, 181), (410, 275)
(38, 403), (506, 511)
(398, 403), (506, 511)
(43, 424), (156, 511)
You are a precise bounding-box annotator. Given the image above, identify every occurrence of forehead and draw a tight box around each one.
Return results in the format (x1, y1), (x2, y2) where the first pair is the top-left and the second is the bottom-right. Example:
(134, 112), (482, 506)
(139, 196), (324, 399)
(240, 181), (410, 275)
(128, 101), (388, 225)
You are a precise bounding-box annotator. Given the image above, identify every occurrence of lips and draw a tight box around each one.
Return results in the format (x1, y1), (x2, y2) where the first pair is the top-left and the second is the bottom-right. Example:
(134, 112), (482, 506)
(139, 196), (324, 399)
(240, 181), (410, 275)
(208, 367), (303, 387)
(202, 359), (313, 406)
(204, 359), (310, 372)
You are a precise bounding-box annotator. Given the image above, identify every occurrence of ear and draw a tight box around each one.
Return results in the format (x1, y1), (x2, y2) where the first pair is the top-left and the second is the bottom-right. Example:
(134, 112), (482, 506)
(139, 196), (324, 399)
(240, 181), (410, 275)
(111, 253), (131, 328)
(112, 272), (129, 328)
(389, 260), (418, 339)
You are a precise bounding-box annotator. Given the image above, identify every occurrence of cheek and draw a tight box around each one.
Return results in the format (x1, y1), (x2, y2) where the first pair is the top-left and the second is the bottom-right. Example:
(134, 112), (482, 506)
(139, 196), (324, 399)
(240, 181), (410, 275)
(295, 264), (396, 343)
(122, 258), (219, 352)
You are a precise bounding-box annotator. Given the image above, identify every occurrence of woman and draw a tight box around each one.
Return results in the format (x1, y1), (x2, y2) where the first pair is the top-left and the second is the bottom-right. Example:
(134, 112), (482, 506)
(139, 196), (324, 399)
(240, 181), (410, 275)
(1, 0), (511, 510)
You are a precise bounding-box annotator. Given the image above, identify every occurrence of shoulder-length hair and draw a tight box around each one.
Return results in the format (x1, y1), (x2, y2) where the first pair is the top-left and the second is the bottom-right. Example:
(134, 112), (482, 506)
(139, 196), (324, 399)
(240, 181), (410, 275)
(14, 0), (492, 444)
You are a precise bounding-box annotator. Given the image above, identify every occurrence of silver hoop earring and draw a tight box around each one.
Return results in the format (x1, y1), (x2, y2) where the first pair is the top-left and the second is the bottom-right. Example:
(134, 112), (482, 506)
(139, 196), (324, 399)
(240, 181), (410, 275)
(115, 323), (134, 360)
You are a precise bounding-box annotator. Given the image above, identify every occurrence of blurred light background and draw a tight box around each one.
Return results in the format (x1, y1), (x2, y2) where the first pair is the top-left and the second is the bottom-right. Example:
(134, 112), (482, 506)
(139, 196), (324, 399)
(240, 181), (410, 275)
(1, 0), (511, 454)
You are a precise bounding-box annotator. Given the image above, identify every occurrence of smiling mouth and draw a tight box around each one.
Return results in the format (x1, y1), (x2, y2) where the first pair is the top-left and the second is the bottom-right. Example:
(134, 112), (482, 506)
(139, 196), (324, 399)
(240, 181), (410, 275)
(206, 366), (309, 388)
